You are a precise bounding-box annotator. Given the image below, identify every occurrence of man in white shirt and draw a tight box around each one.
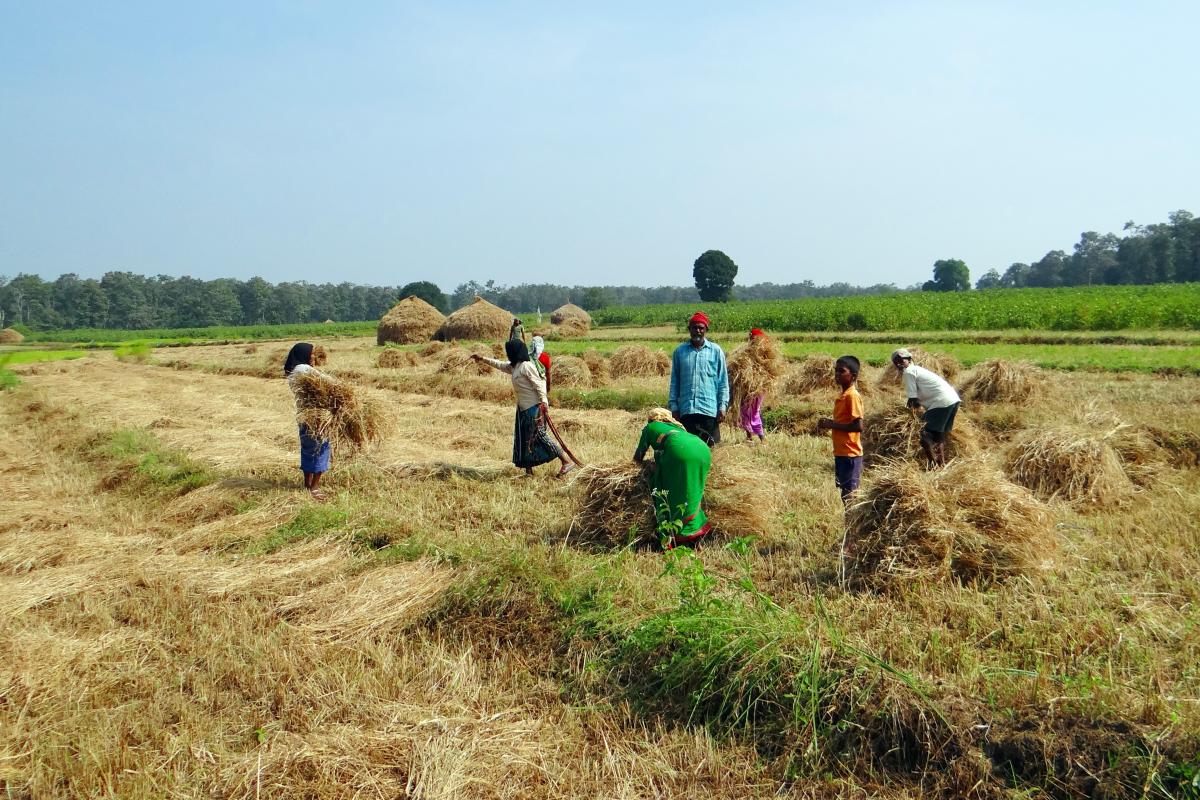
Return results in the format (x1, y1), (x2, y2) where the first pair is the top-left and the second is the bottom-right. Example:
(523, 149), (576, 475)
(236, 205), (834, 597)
(891, 348), (961, 468)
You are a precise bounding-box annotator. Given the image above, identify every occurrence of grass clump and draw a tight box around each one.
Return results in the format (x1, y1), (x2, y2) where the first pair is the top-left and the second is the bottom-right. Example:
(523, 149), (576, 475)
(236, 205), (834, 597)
(251, 504), (352, 554)
(92, 428), (215, 495)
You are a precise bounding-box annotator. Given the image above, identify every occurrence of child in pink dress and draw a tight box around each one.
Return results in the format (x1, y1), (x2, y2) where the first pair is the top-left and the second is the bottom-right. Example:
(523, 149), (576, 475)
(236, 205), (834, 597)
(739, 329), (768, 443)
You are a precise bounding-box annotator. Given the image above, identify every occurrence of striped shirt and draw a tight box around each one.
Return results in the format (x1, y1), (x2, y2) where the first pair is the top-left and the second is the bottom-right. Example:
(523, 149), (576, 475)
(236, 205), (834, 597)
(668, 339), (729, 418)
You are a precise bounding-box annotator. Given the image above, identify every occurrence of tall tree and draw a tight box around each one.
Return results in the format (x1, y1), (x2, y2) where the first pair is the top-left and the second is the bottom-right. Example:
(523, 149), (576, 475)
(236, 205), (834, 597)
(923, 259), (970, 292)
(399, 281), (449, 313)
(975, 269), (1002, 290)
(692, 250), (739, 302)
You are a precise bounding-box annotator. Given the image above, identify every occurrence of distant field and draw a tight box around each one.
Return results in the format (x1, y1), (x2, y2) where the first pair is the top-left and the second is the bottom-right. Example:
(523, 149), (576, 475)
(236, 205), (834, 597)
(18, 321), (376, 346)
(593, 283), (1200, 331)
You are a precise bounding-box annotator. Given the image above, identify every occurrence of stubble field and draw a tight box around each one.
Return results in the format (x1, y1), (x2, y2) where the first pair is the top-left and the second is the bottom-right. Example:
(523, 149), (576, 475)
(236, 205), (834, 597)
(2, 333), (1199, 798)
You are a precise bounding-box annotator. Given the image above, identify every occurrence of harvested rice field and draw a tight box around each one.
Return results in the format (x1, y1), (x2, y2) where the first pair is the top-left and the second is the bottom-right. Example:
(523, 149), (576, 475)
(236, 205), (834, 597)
(3, 339), (1200, 799)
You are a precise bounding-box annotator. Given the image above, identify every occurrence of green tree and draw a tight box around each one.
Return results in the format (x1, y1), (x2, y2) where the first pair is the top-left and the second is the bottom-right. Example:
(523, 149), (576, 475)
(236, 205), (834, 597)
(693, 250), (738, 302)
(580, 287), (613, 310)
(399, 281), (449, 313)
(923, 259), (970, 292)
(975, 269), (1002, 290)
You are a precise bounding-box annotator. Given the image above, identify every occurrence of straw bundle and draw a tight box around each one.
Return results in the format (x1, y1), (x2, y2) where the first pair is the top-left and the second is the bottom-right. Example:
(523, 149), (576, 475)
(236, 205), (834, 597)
(863, 406), (982, 465)
(844, 458), (1054, 590)
(551, 355), (592, 388)
(580, 350), (609, 382)
(437, 296), (514, 341)
(242, 344), (258, 354)
(550, 302), (591, 327)
(376, 296), (445, 345)
(1003, 427), (1134, 507)
(960, 359), (1047, 403)
(609, 345), (670, 378)
(0, 328), (24, 344)
(438, 344), (494, 375)
(727, 334), (785, 413)
(292, 371), (387, 453)
(376, 348), (418, 369)
(782, 355), (836, 395)
(876, 348), (960, 391)
(418, 341), (450, 359)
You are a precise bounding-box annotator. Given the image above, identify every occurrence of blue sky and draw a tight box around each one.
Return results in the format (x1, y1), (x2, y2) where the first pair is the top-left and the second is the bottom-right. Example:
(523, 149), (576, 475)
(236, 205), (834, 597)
(2, 1), (1197, 290)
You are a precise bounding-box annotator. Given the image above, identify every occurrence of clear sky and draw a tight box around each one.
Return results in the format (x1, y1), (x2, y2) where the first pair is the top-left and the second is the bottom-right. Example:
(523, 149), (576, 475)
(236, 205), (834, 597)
(2, 1), (1197, 290)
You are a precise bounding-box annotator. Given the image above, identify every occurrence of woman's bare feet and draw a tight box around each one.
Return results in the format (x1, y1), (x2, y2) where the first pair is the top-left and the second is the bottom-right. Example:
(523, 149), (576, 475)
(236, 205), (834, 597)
(556, 463), (576, 478)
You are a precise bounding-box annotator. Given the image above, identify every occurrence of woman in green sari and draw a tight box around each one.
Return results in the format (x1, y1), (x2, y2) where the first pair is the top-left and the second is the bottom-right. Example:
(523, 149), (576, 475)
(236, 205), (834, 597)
(634, 407), (713, 547)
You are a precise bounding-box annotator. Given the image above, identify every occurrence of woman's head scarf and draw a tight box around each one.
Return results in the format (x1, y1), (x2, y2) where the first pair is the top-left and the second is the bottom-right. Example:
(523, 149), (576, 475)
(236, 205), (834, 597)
(504, 338), (530, 366)
(530, 336), (545, 359)
(647, 407), (683, 427)
(284, 342), (314, 375)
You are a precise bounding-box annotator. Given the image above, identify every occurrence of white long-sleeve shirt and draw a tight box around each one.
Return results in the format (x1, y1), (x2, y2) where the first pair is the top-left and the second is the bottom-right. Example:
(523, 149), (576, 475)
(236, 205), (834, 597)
(901, 364), (960, 410)
(483, 358), (549, 411)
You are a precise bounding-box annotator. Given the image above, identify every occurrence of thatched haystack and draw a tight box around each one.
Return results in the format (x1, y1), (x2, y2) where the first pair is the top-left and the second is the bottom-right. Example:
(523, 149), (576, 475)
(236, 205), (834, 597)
(609, 345), (670, 378)
(567, 448), (774, 547)
(550, 302), (591, 326)
(580, 350), (609, 382)
(727, 334), (785, 414)
(376, 348), (418, 369)
(0, 328), (24, 344)
(876, 348), (961, 391)
(292, 372), (387, 454)
(863, 406), (982, 465)
(551, 355), (592, 388)
(547, 317), (590, 339)
(377, 296), (445, 345)
(960, 359), (1047, 403)
(844, 458), (1054, 590)
(438, 344), (495, 375)
(438, 297), (514, 342)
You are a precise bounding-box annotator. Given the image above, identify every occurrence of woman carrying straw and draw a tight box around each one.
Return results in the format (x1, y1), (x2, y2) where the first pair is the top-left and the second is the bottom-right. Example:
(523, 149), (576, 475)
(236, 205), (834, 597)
(738, 328), (769, 444)
(473, 340), (575, 478)
(284, 342), (331, 500)
(634, 408), (713, 548)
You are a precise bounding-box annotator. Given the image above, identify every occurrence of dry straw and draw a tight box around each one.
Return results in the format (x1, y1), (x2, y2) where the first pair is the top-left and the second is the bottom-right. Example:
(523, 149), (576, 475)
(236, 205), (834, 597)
(376, 348), (418, 369)
(960, 359), (1047, 403)
(376, 295), (445, 345)
(1004, 421), (1154, 507)
(550, 302), (591, 327)
(551, 355), (593, 388)
(782, 355), (836, 395)
(727, 334), (785, 416)
(547, 317), (590, 339)
(438, 344), (495, 375)
(863, 405), (982, 465)
(0, 327), (24, 344)
(437, 296), (514, 342)
(292, 371), (388, 453)
(580, 349), (609, 382)
(844, 457), (1054, 590)
(609, 345), (670, 378)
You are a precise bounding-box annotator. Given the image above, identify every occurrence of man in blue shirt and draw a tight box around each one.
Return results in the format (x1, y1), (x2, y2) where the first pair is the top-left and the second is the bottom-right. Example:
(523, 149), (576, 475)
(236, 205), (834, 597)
(668, 311), (729, 446)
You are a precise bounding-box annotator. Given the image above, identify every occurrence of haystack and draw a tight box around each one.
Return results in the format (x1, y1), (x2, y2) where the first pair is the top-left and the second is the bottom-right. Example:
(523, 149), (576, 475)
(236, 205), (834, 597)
(960, 359), (1047, 403)
(376, 296), (445, 345)
(844, 458), (1054, 590)
(418, 341), (450, 359)
(548, 317), (590, 339)
(438, 297), (514, 342)
(550, 302), (591, 328)
(568, 448), (774, 547)
(0, 328), (23, 344)
(863, 406), (982, 465)
(876, 348), (960, 391)
(376, 348), (417, 369)
(580, 350), (609, 382)
(609, 345), (670, 378)
(781, 355), (874, 398)
(1004, 426), (1137, 507)
(727, 334), (785, 415)
(292, 372), (387, 454)
(551, 355), (592, 388)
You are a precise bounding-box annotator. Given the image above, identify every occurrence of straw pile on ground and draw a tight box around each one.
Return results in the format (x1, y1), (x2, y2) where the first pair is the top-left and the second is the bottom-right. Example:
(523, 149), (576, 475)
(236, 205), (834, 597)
(1004, 427), (1138, 507)
(875, 348), (960, 390)
(547, 317), (591, 339)
(580, 350), (609, 382)
(437, 297), (514, 341)
(292, 372), (387, 453)
(437, 344), (494, 375)
(0, 328), (23, 344)
(727, 334), (785, 414)
(844, 458), (1054, 590)
(567, 449), (773, 547)
(376, 296), (445, 345)
(376, 348), (417, 368)
(551, 355), (592, 388)
(550, 302), (591, 327)
(863, 406), (982, 465)
(609, 345), (670, 378)
(960, 359), (1047, 403)
(782, 355), (836, 395)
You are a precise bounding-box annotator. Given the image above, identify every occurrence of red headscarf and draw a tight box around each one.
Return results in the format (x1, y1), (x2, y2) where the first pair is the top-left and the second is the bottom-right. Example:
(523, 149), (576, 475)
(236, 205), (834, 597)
(689, 311), (710, 327)
(750, 328), (765, 337)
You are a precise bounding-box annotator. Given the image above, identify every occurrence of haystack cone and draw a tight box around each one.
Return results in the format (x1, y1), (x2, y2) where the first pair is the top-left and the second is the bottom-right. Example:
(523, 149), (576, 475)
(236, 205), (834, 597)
(550, 302), (591, 327)
(438, 296), (514, 342)
(377, 296), (446, 345)
(0, 327), (24, 344)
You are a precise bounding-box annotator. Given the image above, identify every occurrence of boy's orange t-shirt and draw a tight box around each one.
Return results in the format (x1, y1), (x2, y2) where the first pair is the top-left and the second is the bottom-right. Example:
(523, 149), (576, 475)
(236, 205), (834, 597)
(832, 384), (863, 457)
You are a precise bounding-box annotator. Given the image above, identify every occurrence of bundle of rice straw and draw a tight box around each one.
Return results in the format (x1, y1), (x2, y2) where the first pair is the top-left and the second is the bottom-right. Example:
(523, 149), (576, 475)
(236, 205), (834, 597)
(550, 302), (592, 327)
(547, 317), (590, 339)
(567, 448), (774, 547)
(863, 405), (982, 465)
(782, 355), (836, 395)
(580, 350), (609, 382)
(292, 371), (387, 453)
(609, 345), (670, 378)
(727, 334), (785, 417)
(376, 348), (417, 368)
(437, 296), (514, 341)
(243, 344), (258, 354)
(438, 344), (494, 375)
(418, 341), (450, 359)
(960, 359), (1047, 403)
(875, 347), (960, 391)
(844, 457), (1054, 590)
(0, 328), (24, 344)
(376, 296), (445, 345)
(1004, 425), (1139, 507)
(551, 355), (593, 388)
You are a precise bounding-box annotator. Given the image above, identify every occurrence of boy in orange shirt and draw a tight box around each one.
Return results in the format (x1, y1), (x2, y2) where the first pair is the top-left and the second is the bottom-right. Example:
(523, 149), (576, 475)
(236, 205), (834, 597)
(817, 356), (864, 503)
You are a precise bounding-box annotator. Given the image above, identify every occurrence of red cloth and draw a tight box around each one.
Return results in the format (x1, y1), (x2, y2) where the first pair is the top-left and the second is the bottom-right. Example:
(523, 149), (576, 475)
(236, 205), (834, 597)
(539, 352), (551, 393)
(750, 328), (765, 337)
(689, 311), (710, 327)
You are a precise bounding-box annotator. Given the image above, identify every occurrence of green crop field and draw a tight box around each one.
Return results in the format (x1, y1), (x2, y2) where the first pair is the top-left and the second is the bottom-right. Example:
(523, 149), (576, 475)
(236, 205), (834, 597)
(593, 283), (1200, 331)
(18, 321), (377, 347)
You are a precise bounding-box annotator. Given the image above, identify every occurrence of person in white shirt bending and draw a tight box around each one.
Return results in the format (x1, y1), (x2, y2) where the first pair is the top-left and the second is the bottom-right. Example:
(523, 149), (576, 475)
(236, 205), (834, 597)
(890, 348), (961, 469)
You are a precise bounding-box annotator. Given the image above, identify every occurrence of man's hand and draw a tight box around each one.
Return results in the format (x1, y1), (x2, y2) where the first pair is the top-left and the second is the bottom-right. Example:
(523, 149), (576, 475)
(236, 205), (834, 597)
(817, 417), (833, 430)
(716, 410), (725, 423)
(906, 398), (922, 410)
